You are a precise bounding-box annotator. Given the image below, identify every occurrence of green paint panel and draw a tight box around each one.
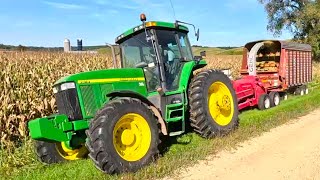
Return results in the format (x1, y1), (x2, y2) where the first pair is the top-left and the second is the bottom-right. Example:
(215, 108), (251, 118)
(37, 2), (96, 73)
(28, 115), (72, 142)
(54, 68), (145, 85)
(73, 120), (89, 131)
(61, 122), (73, 132)
(80, 85), (97, 117)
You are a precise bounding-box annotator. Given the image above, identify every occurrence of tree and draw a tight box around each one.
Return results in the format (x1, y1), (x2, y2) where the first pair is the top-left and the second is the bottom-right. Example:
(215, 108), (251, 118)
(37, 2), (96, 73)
(17, 45), (27, 52)
(296, 1), (320, 59)
(259, 0), (320, 60)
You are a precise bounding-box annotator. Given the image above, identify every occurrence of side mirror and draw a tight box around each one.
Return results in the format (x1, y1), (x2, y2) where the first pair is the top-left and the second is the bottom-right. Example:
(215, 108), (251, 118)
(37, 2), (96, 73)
(106, 43), (118, 69)
(135, 62), (148, 68)
(196, 28), (200, 41)
(200, 51), (206, 57)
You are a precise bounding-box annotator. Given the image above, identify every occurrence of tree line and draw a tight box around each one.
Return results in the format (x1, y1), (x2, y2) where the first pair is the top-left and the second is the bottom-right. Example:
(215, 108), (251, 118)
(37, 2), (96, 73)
(259, 0), (320, 60)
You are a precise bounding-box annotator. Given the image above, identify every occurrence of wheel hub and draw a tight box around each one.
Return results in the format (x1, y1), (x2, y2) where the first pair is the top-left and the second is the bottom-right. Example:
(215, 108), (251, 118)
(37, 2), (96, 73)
(208, 81), (234, 126)
(219, 95), (231, 110)
(55, 142), (88, 160)
(113, 113), (151, 162)
(121, 129), (135, 146)
(264, 98), (270, 109)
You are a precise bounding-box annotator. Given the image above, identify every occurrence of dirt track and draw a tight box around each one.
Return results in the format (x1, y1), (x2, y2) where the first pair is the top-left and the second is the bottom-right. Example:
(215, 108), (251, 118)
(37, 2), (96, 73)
(165, 109), (320, 180)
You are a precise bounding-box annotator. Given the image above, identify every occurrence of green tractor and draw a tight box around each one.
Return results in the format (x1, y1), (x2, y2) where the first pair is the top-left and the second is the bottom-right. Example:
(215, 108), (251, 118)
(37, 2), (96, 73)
(28, 14), (239, 174)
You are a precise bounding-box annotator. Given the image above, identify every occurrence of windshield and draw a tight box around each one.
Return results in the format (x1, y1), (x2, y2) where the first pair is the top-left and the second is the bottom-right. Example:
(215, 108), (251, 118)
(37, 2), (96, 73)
(119, 31), (160, 92)
(177, 32), (193, 60)
(156, 30), (192, 90)
(120, 31), (156, 68)
(156, 30), (193, 62)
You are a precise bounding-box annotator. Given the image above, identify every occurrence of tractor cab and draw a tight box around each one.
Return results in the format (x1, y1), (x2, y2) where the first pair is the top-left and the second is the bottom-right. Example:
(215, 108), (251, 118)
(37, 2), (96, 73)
(114, 17), (195, 92)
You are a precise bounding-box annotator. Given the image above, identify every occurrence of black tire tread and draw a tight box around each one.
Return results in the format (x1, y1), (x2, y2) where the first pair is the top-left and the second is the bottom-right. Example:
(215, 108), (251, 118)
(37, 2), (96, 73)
(85, 97), (160, 174)
(269, 91), (280, 107)
(34, 140), (65, 164)
(188, 69), (239, 138)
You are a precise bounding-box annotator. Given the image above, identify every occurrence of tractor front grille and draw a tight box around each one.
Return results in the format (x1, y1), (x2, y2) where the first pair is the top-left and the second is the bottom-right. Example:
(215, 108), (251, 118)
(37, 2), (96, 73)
(55, 88), (83, 120)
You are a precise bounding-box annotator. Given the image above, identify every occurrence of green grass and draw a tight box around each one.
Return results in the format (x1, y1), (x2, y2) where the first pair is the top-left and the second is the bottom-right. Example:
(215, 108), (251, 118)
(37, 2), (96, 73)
(96, 47), (112, 54)
(2, 86), (320, 180)
(216, 47), (243, 55)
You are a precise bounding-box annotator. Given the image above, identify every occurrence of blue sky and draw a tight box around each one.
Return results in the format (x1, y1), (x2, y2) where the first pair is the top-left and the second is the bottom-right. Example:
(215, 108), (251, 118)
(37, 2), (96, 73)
(0, 0), (292, 47)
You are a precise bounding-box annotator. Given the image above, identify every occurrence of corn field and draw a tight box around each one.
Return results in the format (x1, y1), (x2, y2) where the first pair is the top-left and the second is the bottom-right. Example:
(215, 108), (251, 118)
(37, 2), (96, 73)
(0, 51), (319, 147)
(0, 52), (110, 147)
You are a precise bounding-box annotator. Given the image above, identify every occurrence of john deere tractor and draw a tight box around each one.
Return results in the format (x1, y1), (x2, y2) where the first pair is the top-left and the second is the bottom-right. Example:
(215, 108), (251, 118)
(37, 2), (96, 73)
(28, 14), (239, 174)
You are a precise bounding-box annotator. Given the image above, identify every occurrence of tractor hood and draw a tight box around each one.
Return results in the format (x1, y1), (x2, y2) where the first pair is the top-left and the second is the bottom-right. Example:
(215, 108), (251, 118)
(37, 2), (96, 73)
(54, 68), (145, 86)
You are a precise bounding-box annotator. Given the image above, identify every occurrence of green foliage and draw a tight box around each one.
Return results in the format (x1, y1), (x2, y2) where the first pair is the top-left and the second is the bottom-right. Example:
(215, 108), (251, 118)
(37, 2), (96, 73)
(258, 0), (308, 35)
(296, 1), (320, 60)
(259, 0), (320, 60)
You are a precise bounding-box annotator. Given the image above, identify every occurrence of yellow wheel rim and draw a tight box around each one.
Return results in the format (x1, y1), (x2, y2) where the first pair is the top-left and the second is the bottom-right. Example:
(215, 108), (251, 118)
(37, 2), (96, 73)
(113, 113), (151, 162)
(55, 142), (88, 160)
(208, 81), (234, 126)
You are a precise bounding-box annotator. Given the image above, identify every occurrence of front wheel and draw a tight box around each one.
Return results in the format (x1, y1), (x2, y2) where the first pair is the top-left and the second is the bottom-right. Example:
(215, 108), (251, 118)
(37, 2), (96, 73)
(188, 69), (239, 138)
(86, 98), (160, 174)
(34, 141), (88, 164)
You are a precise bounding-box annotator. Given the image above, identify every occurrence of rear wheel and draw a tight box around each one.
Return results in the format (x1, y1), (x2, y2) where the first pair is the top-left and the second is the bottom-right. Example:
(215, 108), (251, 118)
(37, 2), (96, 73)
(188, 70), (239, 138)
(295, 86), (304, 96)
(34, 141), (88, 164)
(269, 92), (280, 107)
(86, 98), (160, 174)
(258, 94), (271, 110)
(301, 85), (308, 95)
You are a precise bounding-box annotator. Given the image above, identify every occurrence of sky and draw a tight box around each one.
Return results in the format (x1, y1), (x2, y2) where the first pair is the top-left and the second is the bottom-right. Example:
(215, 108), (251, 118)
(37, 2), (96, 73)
(0, 0), (292, 47)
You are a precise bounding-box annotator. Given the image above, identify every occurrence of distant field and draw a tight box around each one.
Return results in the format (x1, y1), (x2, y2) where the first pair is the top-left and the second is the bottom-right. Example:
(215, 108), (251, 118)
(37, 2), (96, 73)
(96, 46), (244, 56)
(192, 47), (243, 55)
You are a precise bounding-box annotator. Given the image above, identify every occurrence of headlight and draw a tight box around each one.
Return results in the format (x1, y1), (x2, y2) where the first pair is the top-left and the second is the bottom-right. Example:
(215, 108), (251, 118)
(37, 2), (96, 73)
(53, 82), (76, 94)
(53, 86), (59, 94)
(60, 82), (76, 91)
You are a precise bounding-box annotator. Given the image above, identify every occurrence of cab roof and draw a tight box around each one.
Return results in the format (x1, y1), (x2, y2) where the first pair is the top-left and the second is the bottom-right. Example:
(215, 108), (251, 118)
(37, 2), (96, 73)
(115, 21), (189, 44)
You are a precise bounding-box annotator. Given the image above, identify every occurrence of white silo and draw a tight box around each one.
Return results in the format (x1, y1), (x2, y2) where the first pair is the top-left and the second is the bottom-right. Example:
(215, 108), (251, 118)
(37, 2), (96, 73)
(64, 38), (71, 52)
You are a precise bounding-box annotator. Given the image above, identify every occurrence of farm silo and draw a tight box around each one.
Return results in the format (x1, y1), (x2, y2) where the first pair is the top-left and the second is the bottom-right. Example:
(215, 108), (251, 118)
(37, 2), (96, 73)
(77, 39), (83, 51)
(64, 39), (71, 52)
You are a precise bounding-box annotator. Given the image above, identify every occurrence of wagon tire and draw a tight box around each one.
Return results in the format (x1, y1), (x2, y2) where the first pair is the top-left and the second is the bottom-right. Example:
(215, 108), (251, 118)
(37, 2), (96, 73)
(301, 85), (308, 95)
(258, 94), (271, 110)
(269, 92), (280, 107)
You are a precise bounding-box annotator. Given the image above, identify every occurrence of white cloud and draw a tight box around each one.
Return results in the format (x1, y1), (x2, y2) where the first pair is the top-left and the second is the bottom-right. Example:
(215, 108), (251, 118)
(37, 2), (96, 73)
(43, 1), (86, 10)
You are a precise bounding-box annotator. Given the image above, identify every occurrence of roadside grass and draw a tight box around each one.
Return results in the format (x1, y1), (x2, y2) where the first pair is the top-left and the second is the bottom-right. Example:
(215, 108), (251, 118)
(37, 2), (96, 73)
(1, 87), (320, 180)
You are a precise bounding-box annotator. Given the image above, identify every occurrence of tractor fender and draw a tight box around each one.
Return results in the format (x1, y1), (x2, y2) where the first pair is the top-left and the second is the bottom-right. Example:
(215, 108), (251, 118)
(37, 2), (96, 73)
(106, 91), (168, 135)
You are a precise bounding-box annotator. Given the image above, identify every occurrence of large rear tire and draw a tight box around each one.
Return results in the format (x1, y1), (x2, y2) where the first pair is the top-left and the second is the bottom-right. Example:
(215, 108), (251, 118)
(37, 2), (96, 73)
(86, 98), (160, 174)
(34, 141), (87, 164)
(188, 70), (239, 138)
